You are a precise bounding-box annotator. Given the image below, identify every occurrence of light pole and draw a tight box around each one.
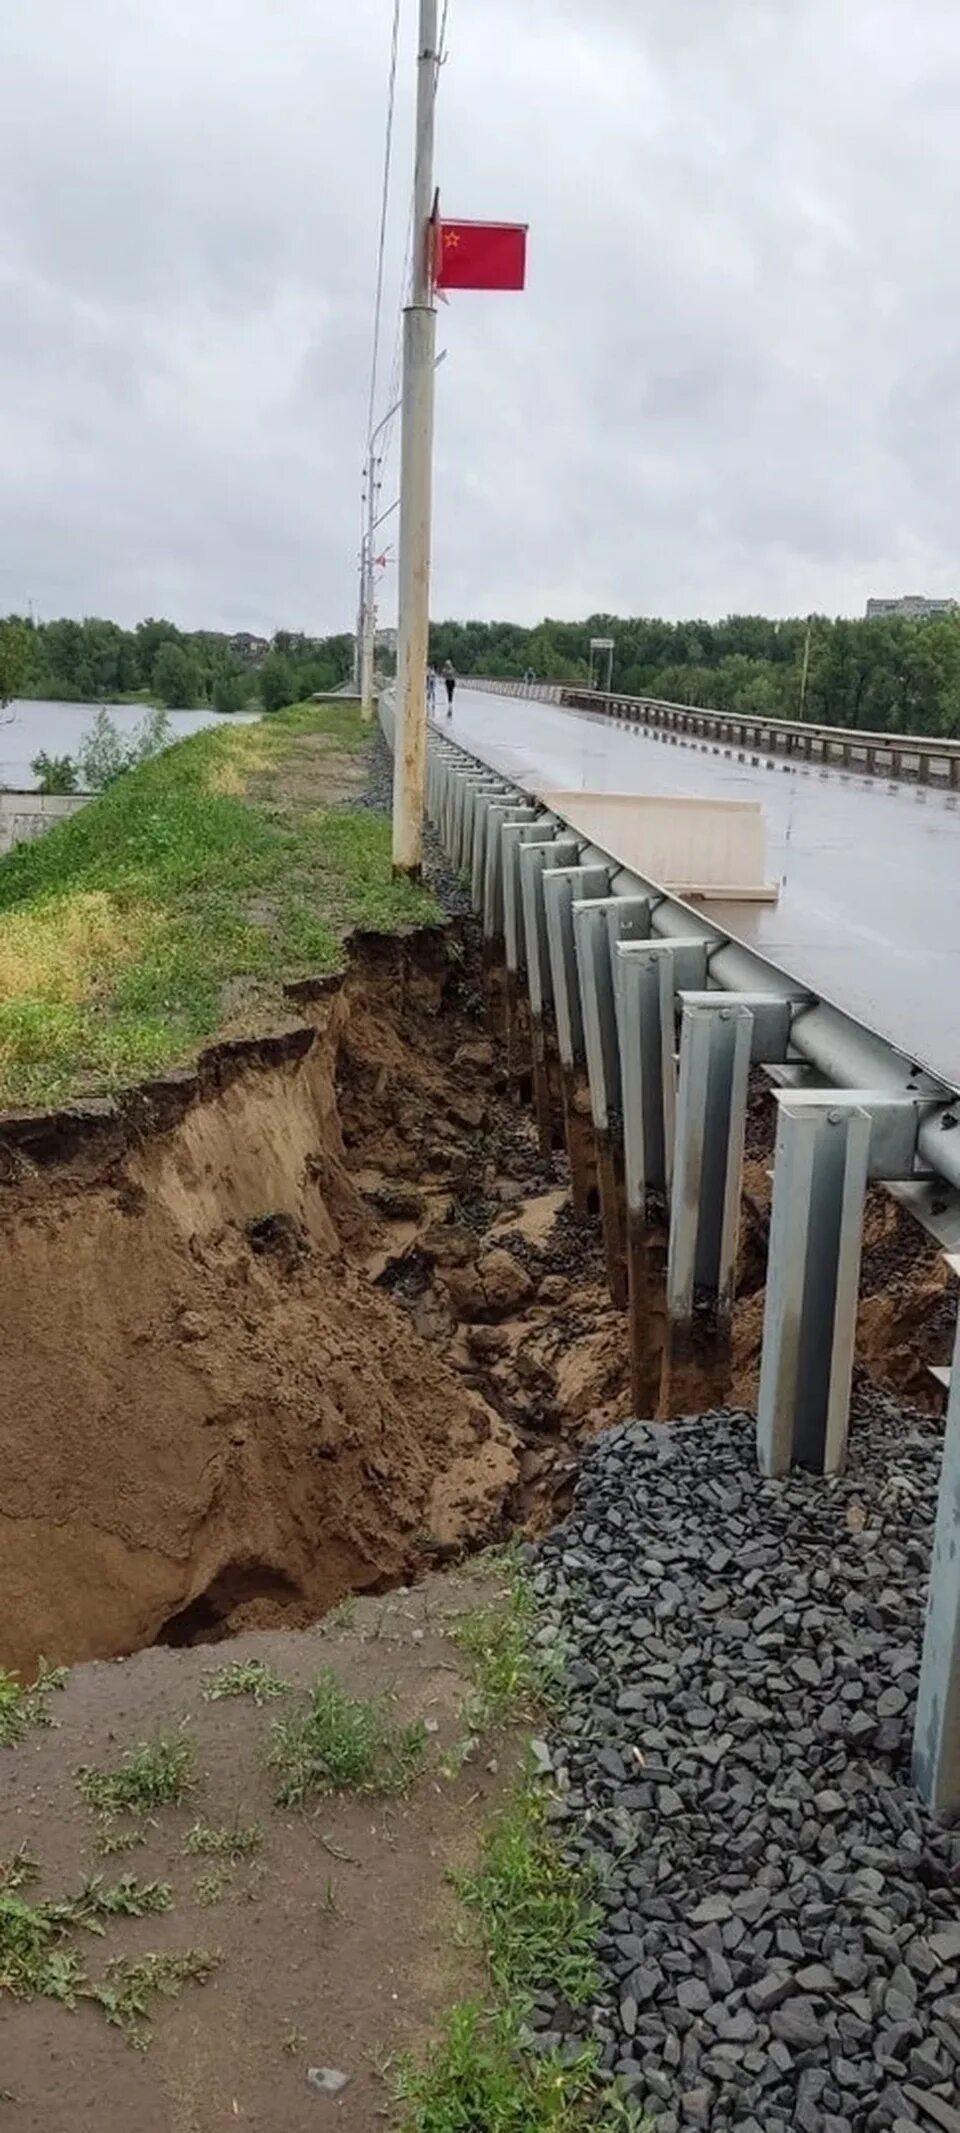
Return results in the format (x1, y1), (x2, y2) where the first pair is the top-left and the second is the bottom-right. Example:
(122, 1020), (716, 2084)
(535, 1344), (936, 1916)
(798, 614), (813, 722)
(360, 396), (400, 721)
(392, 0), (439, 877)
(360, 348), (447, 722)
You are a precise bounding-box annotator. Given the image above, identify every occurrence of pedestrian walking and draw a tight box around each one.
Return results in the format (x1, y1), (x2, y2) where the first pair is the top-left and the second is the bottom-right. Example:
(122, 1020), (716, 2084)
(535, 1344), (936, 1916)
(442, 659), (456, 716)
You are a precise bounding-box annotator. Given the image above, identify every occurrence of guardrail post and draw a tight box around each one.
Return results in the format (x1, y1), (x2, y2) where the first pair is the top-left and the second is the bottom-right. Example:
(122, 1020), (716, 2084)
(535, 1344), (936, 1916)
(482, 801), (539, 949)
(519, 837), (580, 1153)
(451, 771), (496, 871)
(914, 1302), (960, 1816)
(757, 1090), (921, 1477)
(501, 820), (559, 1079)
(756, 1102), (870, 1480)
(464, 778), (507, 888)
(615, 940), (707, 1411)
(663, 1000), (753, 1405)
(543, 864), (610, 1212)
(573, 897), (654, 1304)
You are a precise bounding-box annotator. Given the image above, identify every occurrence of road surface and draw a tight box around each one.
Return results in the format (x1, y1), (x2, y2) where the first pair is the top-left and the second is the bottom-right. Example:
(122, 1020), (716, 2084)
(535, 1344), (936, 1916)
(444, 686), (960, 1092)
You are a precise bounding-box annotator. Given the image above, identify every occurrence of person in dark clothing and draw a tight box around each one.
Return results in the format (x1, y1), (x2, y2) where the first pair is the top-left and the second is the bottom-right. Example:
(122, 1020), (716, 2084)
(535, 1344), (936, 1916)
(442, 659), (456, 715)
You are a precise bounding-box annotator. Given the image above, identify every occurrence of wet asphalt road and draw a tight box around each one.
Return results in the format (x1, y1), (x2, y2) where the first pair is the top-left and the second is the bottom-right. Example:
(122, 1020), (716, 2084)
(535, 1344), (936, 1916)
(444, 687), (960, 1091)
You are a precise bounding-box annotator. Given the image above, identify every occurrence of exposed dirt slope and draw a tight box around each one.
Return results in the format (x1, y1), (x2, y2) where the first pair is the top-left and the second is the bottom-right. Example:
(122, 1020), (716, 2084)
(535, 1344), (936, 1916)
(0, 935), (522, 1674)
(1, 915), (950, 1678)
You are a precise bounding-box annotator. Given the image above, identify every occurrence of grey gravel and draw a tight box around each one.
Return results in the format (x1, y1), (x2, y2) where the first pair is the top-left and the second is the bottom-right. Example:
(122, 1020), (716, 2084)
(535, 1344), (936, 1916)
(528, 1399), (960, 2129)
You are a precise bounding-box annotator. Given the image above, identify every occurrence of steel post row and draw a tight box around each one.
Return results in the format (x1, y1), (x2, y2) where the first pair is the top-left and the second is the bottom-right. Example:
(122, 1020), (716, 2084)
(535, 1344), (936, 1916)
(402, 705), (960, 1819)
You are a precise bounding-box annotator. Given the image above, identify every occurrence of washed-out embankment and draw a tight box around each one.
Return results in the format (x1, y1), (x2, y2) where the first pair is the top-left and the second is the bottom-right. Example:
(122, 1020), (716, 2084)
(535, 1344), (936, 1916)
(0, 925), (950, 1678)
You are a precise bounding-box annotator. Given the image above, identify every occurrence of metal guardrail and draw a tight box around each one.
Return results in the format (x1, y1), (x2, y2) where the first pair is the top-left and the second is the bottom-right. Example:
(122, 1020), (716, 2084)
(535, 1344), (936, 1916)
(383, 696), (960, 1814)
(382, 687), (960, 1191)
(459, 675), (960, 786)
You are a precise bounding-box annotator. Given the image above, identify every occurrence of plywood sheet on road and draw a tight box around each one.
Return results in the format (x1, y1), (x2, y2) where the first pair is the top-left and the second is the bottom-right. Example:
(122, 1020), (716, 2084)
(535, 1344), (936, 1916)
(538, 789), (768, 894)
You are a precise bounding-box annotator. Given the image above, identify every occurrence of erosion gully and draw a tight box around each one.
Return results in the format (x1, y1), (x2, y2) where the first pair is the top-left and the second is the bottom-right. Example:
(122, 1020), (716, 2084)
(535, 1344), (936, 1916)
(0, 915), (951, 1680)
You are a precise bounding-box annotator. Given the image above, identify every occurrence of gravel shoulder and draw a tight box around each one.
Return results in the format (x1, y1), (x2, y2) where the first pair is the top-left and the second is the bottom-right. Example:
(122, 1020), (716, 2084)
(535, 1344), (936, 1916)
(528, 1395), (960, 2133)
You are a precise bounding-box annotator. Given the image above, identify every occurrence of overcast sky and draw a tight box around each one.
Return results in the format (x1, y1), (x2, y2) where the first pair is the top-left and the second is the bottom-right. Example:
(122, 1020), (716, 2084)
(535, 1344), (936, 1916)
(2, 0), (959, 634)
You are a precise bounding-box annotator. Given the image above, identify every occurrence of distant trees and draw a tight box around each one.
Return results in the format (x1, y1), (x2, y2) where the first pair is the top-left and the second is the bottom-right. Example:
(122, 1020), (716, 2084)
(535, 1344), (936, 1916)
(5, 614), (353, 717)
(259, 652), (297, 713)
(428, 610), (960, 739)
(151, 642), (201, 709)
(0, 618), (34, 708)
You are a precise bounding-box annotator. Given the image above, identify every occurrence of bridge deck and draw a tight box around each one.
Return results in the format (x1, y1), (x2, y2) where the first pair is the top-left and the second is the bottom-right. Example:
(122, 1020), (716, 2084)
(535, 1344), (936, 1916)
(446, 688), (960, 1091)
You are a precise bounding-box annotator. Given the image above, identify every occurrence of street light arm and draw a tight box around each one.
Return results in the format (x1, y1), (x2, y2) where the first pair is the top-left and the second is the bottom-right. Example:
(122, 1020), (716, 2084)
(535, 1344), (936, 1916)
(367, 349), (447, 459)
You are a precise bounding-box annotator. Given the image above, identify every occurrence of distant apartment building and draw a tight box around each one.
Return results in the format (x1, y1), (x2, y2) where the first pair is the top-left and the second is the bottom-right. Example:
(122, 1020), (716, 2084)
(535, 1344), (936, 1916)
(230, 630), (270, 662)
(865, 595), (958, 621)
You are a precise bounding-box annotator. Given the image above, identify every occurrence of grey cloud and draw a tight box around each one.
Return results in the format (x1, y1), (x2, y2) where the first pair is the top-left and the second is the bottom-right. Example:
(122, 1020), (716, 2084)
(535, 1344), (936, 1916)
(1, 0), (959, 631)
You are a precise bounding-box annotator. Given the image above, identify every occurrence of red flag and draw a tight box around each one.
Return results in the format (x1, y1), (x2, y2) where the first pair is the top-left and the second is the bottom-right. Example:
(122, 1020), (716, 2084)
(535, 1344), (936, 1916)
(434, 219), (527, 292)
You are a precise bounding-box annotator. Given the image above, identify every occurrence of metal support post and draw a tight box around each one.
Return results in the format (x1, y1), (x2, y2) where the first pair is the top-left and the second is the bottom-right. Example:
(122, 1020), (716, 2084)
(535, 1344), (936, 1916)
(439, 750), (465, 848)
(572, 897), (654, 1305)
(470, 782), (511, 910)
(756, 1090), (921, 1476)
(543, 864), (609, 1212)
(914, 1303), (960, 1816)
(483, 803), (539, 944)
(502, 820), (558, 1078)
(455, 774), (499, 873)
(519, 837), (579, 1153)
(664, 1000), (753, 1409)
(615, 940), (709, 1413)
(391, 0), (439, 876)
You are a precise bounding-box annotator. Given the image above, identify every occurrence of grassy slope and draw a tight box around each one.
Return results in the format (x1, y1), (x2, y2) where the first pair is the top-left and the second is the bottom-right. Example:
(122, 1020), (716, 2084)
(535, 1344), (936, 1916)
(0, 703), (437, 1110)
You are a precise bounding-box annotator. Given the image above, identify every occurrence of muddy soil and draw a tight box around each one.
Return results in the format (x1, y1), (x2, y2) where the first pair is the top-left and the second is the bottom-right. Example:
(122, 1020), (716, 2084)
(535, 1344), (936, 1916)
(0, 926), (624, 1676)
(1, 917), (951, 1678)
(0, 1568), (513, 2133)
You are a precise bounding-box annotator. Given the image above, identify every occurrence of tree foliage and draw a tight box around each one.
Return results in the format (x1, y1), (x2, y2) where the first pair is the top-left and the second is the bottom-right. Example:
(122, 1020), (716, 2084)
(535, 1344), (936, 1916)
(0, 618), (34, 707)
(428, 610), (960, 738)
(4, 614), (353, 717)
(30, 752), (80, 795)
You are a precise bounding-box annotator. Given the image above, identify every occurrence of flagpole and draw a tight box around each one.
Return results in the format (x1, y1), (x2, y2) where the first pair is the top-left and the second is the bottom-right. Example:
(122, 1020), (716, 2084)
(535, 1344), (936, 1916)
(392, 0), (438, 878)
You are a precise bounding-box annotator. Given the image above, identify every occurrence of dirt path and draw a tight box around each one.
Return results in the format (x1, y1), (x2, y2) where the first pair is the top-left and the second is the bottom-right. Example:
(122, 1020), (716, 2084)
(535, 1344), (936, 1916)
(0, 1569), (510, 2132)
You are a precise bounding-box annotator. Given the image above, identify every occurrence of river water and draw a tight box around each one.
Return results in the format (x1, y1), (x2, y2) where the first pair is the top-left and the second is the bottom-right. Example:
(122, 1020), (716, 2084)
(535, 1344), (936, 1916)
(0, 700), (256, 789)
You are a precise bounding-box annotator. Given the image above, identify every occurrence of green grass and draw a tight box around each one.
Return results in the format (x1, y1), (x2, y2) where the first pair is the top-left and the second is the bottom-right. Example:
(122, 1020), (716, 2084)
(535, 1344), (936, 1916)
(396, 1785), (645, 2132)
(77, 1732), (197, 1844)
(395, 2006), (642, 2132)
(457, 1784), (601, 2007)
(202, 1658), (288, 1707)
(396, 1562), (648, 2133)
(90, 1950), (220, 2046)
(452, 1571), (565, 1737)
(183, 1817), (263, 1862)
(0, 1852), (214, 2044)
(266, 1669), (427, 1807)
(0, 701), (438, 1109)
(0, 1660), (67, 1747)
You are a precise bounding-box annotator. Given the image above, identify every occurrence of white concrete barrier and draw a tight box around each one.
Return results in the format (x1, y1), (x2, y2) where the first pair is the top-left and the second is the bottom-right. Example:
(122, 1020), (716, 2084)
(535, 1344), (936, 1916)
(0, 791), (90, 857)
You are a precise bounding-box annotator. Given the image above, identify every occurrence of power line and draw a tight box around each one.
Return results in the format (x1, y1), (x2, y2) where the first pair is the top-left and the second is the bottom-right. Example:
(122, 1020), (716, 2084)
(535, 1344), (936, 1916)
(364, 0), (402, 452)
(378, 2), (450, 476)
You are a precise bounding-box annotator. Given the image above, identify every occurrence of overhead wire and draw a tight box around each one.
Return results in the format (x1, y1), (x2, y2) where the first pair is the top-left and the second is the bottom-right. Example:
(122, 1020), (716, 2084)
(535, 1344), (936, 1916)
(364, 0), (403, 455)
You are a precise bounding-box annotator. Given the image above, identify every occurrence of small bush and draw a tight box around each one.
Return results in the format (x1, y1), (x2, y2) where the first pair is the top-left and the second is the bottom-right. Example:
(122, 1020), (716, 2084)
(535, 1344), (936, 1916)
(267, 1670), (426, 1807)
(203, 1658), (287, 1706)
(0, 1661), (67, 1748)
(77, 1732), (197, 1841)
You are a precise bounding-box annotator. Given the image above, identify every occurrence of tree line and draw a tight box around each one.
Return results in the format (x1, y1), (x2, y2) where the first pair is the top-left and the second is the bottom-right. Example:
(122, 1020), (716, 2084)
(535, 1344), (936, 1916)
(0, 614), (353, 714)
(5, 605), (960, 741)
(428, 612), (960, 738)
